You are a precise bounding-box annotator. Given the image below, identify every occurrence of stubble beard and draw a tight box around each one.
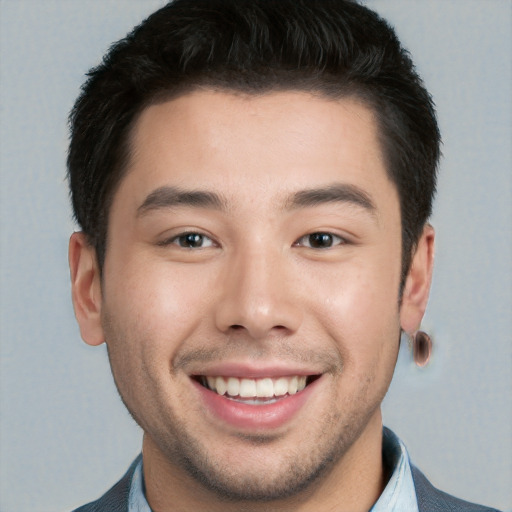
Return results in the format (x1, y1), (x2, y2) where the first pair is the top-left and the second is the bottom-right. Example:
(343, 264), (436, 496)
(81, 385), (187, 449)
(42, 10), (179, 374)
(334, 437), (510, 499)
(102, 311), (390, 505)
(107, 355), (384, 504)
(132, 369), (384, 506)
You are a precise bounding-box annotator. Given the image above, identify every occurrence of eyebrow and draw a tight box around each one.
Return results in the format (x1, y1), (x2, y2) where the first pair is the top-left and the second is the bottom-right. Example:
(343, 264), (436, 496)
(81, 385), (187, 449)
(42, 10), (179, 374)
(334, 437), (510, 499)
(137, 186), (227, 216)
(285, 183), (376, 213)
(137, 182), (376, 217)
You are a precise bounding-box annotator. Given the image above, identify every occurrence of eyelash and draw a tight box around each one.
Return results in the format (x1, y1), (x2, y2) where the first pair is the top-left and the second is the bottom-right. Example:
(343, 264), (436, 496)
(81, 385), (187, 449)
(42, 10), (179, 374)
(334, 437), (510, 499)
(294, 232), (348, 249)
(158, 232), (216, 249)
(159, 231), (348, 250)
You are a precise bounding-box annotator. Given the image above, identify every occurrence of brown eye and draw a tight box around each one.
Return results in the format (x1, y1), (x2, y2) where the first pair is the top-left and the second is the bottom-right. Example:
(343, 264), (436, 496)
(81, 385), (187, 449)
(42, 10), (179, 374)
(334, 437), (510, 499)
(174, 233), (214, 248)
(308, 233), (335, 248)
(295, 232), (346, 249)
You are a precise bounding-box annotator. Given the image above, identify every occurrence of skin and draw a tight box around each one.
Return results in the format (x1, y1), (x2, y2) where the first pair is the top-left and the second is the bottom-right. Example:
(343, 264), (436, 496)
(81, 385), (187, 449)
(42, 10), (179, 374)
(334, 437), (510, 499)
(69, 90), (434, 512)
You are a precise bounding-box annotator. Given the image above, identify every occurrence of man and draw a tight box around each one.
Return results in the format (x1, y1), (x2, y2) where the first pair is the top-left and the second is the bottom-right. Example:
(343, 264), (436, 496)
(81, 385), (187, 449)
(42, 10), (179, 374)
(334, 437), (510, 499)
(67, 1), (499, 510)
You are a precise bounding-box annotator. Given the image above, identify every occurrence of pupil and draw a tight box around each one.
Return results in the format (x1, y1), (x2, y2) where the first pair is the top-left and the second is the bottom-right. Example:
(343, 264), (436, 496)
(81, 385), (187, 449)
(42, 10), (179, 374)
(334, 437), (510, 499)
(181, 233), (203, 247)
(310, 233), (332, 248)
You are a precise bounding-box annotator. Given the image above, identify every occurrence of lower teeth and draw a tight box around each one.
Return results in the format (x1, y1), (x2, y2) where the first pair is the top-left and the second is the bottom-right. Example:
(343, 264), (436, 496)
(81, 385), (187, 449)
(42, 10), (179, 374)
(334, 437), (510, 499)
(226, 396), (282, 405)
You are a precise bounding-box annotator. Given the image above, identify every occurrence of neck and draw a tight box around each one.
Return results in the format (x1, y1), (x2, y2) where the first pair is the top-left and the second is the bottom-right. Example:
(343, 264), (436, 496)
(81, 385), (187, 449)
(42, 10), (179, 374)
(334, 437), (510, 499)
(143, 410), (386, 512)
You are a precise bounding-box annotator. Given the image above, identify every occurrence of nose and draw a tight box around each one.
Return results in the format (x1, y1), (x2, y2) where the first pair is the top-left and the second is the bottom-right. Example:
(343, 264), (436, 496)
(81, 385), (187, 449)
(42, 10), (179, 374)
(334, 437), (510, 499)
(214, 246), (303, 340)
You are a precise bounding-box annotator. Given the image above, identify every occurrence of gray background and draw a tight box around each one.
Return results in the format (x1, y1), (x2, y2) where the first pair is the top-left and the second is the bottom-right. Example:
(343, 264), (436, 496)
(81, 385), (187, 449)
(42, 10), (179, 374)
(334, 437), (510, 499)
(0, 1), (510, 511)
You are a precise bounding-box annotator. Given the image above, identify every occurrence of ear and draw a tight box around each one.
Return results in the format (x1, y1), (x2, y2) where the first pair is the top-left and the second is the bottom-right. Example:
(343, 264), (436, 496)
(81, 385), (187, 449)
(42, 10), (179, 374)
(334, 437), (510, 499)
(69, 232), (105, 346)
(400, 224), (435, 333)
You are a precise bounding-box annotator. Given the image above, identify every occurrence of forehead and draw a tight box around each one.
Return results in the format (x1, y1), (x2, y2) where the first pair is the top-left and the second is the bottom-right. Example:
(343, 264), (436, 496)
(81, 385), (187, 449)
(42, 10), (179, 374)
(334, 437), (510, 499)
(120, 89), (395, 211)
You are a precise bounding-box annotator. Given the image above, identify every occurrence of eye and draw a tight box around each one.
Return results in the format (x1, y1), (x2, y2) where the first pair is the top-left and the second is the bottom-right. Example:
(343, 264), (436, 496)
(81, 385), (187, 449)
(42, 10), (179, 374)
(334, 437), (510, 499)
(295, 232), (346, 249)
(161, 232), (215, 249)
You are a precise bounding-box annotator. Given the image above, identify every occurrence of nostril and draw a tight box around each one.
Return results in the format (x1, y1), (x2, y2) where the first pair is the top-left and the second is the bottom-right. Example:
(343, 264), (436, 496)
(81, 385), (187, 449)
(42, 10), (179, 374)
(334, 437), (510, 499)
(230, 325), (244, 330)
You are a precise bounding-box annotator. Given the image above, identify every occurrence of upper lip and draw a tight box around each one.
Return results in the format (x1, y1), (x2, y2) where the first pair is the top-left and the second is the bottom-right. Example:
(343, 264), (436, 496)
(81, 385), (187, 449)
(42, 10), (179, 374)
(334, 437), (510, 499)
(189, 362), (321, 379)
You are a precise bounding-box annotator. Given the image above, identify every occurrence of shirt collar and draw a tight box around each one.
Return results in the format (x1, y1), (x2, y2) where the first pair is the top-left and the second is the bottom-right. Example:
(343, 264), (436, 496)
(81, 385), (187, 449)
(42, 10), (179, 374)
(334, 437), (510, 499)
(128, 456), (151, 512)
(128, 427), (418, 512)
(370, 427), (419, 512)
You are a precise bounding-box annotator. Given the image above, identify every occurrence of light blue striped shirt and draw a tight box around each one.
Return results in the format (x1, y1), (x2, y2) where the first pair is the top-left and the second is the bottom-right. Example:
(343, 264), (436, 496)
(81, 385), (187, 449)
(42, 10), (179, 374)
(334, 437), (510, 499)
(128, 427), (418, 511)
(370, 427), (419, 512)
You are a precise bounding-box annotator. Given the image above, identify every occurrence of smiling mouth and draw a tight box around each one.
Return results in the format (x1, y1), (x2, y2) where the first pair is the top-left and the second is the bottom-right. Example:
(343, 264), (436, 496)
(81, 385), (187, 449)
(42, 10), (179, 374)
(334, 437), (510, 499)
(195, 375), (320, 404)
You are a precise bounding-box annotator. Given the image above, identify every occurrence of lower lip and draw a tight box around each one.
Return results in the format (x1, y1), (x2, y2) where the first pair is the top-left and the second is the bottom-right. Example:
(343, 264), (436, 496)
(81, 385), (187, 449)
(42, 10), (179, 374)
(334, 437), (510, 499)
(192, 378), (319, 430)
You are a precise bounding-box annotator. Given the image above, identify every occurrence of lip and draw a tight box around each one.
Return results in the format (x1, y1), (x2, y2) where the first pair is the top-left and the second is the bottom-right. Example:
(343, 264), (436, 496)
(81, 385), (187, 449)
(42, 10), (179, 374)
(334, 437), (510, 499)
(190, 361), (317, 379)
(191, 371), (322, 431)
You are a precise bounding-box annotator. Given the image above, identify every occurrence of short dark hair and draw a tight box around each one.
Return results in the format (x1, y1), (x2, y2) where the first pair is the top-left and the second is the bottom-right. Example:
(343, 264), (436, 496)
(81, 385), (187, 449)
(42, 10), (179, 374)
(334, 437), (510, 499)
(68, 0), (440, 286)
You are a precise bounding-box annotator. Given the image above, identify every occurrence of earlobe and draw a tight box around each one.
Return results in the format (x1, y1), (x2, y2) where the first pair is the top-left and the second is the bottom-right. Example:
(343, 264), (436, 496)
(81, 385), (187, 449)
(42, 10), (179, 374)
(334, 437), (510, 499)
(69, 232), (105, 346)
(400, 224), (435, 334)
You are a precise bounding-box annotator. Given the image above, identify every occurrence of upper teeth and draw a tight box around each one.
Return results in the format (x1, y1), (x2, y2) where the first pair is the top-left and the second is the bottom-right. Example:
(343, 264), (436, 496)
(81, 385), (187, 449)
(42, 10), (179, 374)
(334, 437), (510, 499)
(205, 376), (307, 398)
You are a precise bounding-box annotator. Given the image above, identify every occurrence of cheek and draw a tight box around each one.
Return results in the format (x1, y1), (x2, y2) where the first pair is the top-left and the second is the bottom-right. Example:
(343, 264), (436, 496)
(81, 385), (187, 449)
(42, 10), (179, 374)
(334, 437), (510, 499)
(303, 254), (401, 365)
(103, 256), (216, 353)
(310, 257), (400, 322)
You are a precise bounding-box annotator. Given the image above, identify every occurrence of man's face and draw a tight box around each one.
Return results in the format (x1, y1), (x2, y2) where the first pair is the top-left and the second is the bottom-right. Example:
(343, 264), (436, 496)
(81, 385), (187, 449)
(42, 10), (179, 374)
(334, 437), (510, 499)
(75, 90), (423, 501)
